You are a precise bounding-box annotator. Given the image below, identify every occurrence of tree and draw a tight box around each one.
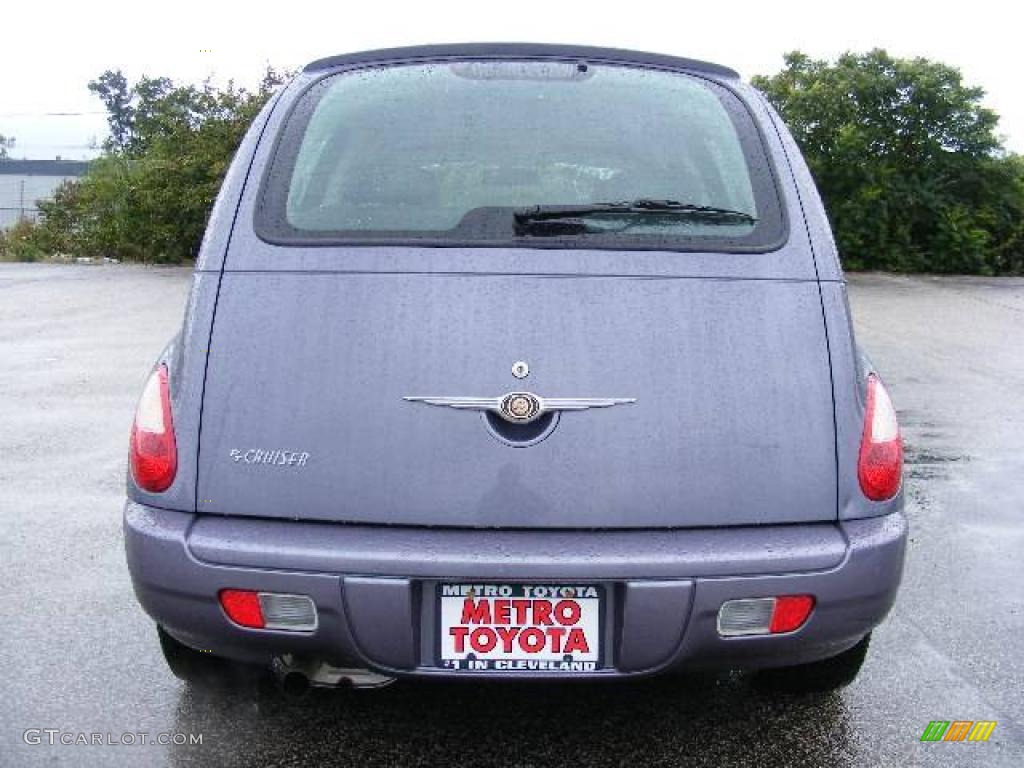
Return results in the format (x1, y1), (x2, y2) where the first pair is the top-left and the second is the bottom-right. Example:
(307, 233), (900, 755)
(19, 55), (1024, 273)
(753, 50), (1024, 274)
(0, 134), (14, 159)
(88, 70), (133, 151)
(34, 67), (289, 263)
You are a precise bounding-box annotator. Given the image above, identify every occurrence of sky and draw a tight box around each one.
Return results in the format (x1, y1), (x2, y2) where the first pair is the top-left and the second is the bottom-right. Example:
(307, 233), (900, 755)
(2, 0), (1022, 159)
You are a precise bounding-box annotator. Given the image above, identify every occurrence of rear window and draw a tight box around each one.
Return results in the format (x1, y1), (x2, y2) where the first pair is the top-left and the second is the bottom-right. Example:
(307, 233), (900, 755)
(256, 60), (785, 251)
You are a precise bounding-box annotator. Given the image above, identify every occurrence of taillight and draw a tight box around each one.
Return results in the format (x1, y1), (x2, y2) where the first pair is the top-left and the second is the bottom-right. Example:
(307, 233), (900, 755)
(129, 364), (177, 492)
(769, 595), (816, 634)
(219, 589), (318, 631)
(858, 373), (902, 501)
(219, 589), (264, 628)
(717, 595), (815, 636)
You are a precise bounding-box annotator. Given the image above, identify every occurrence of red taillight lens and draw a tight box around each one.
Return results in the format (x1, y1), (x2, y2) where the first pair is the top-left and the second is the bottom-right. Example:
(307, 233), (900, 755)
(129, 364), (177, 492)
(219, 589), (265, 628)
(858, 374), (903, 501)
(769, 595), (816, 634)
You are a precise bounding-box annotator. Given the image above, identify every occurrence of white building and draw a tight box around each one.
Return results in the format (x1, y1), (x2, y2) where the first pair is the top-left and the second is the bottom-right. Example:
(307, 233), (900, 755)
(0, 160), (90, 228)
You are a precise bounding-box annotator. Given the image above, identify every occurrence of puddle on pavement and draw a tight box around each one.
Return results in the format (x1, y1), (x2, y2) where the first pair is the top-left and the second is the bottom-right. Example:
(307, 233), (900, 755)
(895, 410), (970, 510)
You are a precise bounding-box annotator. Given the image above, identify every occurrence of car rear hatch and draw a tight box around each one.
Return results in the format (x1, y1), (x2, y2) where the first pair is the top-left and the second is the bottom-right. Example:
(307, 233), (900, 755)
(195, 55), (837, 529)
(197, 246), (836, 529)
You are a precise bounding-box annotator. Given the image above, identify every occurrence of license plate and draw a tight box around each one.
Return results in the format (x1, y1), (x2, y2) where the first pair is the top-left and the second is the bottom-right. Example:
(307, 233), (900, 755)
(438, 583), (603, 672)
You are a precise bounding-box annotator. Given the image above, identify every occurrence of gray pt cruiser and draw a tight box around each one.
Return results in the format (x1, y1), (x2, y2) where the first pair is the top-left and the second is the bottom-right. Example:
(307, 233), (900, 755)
(124, 44), (907, 696)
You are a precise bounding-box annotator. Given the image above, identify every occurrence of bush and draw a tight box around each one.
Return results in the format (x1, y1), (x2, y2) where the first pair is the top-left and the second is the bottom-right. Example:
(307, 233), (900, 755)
(753, 50), (1024, 275)
(22, 55), (1024, 274)
(0, 219), (49, 262)
(32, 68), (288, 264)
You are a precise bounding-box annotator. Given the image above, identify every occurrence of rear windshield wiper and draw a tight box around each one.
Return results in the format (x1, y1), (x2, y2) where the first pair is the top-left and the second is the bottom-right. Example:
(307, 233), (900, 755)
(513, 199), (758, 235)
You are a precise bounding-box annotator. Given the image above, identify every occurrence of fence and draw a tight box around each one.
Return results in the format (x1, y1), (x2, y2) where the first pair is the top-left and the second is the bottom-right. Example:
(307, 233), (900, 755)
(0, 160), (91, 229)
(0, 205), (44, 228)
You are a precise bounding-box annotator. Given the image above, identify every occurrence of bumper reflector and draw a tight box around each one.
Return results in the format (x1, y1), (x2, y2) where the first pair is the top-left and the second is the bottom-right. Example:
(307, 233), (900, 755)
(219, 589), (317, 632)
(219, 589), (264, 628)
(259, 593), (318, 631)
(769, 595), (815, 634)
(717, 595), (814, 637)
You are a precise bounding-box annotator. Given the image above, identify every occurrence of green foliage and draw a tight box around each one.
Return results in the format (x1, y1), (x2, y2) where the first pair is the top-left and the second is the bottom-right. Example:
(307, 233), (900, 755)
(753, 50), (1024, 274)
(0, 218), (48, 262)
(0, 133), (14, 159)
(30, 67), (288, 264)
(13, 53), (1024, 273)
(88, 70), (132, 151)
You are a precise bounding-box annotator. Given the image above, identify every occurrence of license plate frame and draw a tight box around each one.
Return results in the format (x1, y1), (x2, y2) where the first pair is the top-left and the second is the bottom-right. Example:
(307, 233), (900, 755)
(436, 582), (605, 672)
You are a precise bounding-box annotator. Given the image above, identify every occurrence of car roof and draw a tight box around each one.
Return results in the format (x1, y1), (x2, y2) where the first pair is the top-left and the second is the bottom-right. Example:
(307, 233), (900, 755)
(303, 43), (740, 79)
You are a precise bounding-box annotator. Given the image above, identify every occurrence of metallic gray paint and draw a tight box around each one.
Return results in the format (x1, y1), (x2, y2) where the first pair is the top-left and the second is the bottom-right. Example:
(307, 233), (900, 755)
(124, 45), (907, 678)
(126, 92), (284, 509)
(303, 44), (742, 79)
(185, 509), (849, 577)
(197, 274), (837, 528)
(753, 89), (844, 283)
(125, 501), (906, 675)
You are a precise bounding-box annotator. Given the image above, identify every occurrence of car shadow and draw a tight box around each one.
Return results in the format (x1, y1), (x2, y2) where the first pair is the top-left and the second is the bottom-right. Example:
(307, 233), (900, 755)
(168, 673), (855, 767)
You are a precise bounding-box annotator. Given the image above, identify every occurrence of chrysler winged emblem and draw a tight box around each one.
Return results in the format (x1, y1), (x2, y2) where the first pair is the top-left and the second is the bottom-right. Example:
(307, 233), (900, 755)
(403, 392), (637, 424)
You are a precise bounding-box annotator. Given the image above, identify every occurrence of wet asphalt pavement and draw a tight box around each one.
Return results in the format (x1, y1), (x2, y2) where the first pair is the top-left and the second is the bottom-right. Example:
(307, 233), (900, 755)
(0, 265), (1022, 767)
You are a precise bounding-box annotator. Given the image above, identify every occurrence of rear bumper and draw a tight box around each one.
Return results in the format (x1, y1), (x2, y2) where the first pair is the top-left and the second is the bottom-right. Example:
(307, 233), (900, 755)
(124, 501), (907, 678)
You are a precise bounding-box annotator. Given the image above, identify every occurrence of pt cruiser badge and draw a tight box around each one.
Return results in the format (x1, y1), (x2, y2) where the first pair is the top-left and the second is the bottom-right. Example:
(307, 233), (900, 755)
(403, 392), (637, 424)
(229, 448), (311, 466)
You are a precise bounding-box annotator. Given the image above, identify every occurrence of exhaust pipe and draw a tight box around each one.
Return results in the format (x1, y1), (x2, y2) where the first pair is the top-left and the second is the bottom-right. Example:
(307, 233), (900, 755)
(272, 657), (311, 700)
(271, 654), (396, 694)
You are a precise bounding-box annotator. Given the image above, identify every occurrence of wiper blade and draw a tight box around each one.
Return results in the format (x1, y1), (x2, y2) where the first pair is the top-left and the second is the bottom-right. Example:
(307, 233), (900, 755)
(611, 199), (758, 221)
(514, 199), (757, 235)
